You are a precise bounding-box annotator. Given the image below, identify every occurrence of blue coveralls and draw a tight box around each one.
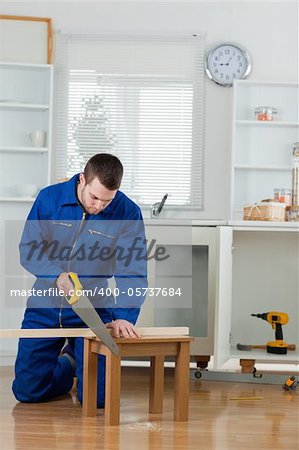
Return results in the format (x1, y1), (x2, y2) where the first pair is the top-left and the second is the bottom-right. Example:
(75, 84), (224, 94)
(12, 174), (147, 406)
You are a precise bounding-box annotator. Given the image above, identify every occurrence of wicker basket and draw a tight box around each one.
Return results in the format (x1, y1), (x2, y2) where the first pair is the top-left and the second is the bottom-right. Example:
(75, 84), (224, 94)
(243, 202), (285, 221)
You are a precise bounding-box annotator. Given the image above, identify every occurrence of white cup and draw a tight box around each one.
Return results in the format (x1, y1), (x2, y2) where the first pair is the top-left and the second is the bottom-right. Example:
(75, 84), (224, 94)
(29, 130), (47, 147)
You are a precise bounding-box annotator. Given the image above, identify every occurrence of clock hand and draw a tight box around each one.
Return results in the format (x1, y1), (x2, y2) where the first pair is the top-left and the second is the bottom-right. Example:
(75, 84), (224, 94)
(226, 56), (233, 66)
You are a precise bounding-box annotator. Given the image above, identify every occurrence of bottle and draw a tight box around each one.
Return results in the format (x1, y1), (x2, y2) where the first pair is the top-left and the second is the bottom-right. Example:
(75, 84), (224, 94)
(292, 143), (299, 205)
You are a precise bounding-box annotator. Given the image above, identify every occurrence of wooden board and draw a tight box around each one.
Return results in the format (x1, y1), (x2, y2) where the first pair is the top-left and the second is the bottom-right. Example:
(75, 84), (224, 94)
(0, 326), (189, 339)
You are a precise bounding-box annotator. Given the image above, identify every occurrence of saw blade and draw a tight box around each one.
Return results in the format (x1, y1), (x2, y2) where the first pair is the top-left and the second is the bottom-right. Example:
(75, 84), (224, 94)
(72, 294), (119, 356)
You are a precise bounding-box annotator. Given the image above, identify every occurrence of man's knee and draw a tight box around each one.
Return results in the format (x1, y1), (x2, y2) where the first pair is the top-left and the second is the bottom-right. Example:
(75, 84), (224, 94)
(12, 379), (45, 403)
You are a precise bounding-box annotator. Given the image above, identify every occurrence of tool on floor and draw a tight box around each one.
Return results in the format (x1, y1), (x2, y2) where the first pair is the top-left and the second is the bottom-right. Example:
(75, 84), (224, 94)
(251, 312), (289, 354)
(64, 272), (119, 356)
(237, 343), (296, 351)
(282, 376), (297, 391)
(229, 396), (263, 401)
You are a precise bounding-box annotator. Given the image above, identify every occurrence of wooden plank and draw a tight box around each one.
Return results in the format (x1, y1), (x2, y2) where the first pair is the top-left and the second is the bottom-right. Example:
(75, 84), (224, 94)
(140, 327), (190, 336)
(0, 326), (189, 339)
(0, 328), (95, 338)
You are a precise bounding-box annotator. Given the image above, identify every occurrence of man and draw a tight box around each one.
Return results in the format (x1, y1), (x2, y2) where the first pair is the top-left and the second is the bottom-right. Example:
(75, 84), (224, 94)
(12, 153), (148, 407)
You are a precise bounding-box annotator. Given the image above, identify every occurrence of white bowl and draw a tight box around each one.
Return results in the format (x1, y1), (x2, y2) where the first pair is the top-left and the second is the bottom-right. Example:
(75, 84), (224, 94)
(14, 184), (38, 198)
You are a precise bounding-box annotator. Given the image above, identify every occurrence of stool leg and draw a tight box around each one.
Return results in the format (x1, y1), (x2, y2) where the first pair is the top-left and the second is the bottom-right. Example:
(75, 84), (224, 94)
(105, 351), (121, 426)
(149, 355), (164, 414)
(174, 342), (190, 421)
(82, 338), (98, 417)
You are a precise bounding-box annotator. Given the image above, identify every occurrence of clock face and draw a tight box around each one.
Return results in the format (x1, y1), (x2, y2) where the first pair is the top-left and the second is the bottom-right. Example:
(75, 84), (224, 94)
(205, 43), (251, 86)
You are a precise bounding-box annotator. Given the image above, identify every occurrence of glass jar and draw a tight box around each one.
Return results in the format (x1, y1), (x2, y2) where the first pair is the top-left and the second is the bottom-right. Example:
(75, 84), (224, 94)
(286, 206), (299, 222)
(274, 188), (292, 205)
(254, 106), (277, 121)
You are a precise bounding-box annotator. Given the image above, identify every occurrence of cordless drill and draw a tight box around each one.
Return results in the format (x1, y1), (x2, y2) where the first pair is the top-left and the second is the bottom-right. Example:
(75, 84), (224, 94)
(251, 312), (289, 354)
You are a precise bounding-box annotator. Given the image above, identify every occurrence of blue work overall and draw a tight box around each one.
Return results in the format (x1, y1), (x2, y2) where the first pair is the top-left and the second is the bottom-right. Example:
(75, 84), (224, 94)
(12, 174), (147, 407)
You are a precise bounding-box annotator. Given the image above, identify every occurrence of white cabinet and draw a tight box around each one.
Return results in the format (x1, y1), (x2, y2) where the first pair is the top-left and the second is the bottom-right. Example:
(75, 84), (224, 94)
(231, 80), (299, 220)
(214, 226), (299, 369)
(138, 223), (222, 359)
(0, 62), (53, 201)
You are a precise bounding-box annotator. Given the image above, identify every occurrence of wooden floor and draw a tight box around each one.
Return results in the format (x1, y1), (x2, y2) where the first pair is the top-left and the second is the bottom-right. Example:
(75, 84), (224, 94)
(0, 366), (298, 450)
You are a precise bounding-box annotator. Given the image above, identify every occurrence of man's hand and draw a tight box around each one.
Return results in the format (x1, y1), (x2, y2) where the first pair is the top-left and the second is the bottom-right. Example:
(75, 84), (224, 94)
(56, 272), (75, 296)
(106, 319), (141, 339)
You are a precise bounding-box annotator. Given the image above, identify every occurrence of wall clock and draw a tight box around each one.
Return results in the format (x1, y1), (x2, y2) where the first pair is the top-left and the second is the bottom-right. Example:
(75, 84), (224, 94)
(205, 43), (251, 87)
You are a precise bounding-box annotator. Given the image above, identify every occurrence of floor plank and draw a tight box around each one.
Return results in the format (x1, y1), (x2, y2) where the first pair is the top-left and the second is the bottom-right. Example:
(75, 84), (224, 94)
(0, 366), (298, 450)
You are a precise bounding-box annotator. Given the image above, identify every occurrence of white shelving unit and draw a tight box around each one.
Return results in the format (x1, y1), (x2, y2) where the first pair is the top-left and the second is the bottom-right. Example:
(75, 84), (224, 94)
(213, 80), (299, 371)
(0, 63), (53, 358)
(0, 62), (53, 200)
(230, 80), (299, 221)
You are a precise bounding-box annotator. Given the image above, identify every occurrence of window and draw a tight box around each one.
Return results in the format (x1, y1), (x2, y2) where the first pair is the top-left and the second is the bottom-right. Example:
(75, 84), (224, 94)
(54, 34), (206, 209)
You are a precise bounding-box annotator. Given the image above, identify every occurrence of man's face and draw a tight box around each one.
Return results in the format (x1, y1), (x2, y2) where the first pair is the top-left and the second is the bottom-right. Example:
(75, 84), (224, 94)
(78, 174), (117, 215)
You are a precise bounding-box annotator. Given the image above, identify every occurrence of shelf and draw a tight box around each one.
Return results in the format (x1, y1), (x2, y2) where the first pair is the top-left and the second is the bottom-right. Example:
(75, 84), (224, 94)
(234, 80), (299, 88)
(0, 61), (52, 70)
(234, 165), (291, 171)
(0, 102), (49, 111)
(0, 197), (35, 203)
(229, 220), (299, 231)
(0, 146), (48, 153)
(236, 120), (299, 127)
(230, 347), (299, 363)
(0, 196), (36, 203)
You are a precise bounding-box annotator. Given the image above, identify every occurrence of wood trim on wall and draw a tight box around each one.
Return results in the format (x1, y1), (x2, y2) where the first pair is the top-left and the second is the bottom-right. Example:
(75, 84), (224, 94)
(0, 15), (53, 63)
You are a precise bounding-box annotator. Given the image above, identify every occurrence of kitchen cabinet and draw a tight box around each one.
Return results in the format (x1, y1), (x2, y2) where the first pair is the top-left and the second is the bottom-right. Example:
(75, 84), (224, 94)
(139, 222), (298, 373)
(231, 80), (299, 220)
(214, 225), (299, 370)
(138, 223), (230, 367)
(0, 62), (53, 201)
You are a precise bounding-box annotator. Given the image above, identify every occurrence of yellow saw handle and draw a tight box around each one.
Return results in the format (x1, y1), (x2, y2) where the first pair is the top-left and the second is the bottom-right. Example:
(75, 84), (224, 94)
(64, 272), (83, 305)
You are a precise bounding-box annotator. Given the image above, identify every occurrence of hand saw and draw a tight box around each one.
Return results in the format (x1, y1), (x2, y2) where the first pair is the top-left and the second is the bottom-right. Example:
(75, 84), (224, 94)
(64, 272), (119, 356)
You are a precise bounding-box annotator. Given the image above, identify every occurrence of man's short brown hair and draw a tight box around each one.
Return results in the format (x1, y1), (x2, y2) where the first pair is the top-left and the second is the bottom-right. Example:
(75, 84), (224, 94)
(84, 153), (123, 190)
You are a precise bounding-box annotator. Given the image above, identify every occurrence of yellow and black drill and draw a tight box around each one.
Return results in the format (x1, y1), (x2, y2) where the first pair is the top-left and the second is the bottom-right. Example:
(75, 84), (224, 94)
(251, 312), (289, 354)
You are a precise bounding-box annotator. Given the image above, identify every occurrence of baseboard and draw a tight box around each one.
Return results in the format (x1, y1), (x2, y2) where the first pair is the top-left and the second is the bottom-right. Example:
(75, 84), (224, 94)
(191, 368), (299, 385)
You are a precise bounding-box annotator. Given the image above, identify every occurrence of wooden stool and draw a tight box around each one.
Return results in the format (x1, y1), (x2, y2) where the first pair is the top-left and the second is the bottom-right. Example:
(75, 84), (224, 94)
(82, 335), (193, 426)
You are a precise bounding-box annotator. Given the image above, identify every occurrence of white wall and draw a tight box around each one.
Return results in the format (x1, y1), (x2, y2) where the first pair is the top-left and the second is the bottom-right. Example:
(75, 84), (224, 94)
(1, 1), (298, 219)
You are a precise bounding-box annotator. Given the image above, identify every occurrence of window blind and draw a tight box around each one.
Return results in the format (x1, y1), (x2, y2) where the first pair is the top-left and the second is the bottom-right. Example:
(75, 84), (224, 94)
(54, 33), (206, 208)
